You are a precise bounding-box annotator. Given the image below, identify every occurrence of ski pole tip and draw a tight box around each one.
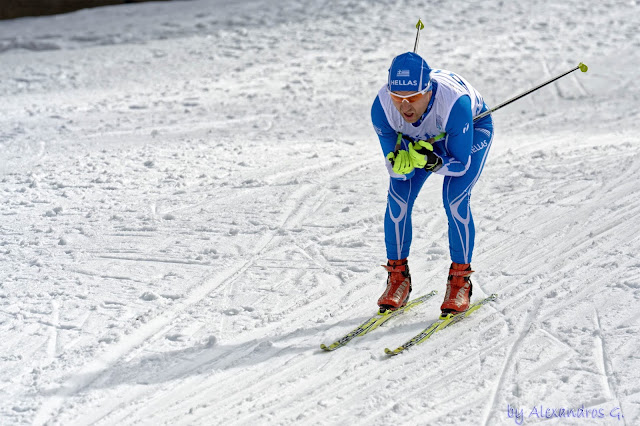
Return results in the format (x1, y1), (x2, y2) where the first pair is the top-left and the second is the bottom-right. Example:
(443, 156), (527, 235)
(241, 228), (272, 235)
(578, 62), (588, 73)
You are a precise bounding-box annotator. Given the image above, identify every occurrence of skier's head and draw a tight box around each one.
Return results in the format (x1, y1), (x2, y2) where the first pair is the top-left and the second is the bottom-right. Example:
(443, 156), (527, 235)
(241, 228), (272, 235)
(387, 52), (433, 123)
(388, 52), (432, 93)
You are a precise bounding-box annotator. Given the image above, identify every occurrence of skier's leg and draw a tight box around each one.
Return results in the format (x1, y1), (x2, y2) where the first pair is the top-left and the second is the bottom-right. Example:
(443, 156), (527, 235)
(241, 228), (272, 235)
(380, 168), (430, 310)
(442, 126), (494, 264)
(384, 168), (430, 260)
(440, 125), (493, 313)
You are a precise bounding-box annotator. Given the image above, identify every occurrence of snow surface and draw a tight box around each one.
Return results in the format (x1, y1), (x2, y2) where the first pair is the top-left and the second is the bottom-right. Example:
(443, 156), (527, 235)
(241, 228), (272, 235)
(1, 0), (639, 425)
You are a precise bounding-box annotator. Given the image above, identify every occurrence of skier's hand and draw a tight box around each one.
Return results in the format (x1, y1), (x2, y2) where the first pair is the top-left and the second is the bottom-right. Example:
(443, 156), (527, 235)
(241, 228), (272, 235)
(386, 150), (414, 175)
(409, 140), (443, 171)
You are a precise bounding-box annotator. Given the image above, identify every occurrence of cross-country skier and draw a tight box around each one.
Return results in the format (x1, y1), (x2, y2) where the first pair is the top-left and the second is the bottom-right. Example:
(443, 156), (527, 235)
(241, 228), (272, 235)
(371, 51), (494, 315)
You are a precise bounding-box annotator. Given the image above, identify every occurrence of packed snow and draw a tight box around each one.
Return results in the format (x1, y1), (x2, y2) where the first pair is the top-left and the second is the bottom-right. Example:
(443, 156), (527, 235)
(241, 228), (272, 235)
(1, 0), (639, 425)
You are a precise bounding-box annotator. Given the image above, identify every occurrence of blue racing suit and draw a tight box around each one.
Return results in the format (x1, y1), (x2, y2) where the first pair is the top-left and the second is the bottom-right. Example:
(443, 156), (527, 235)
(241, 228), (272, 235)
(371, 69), (494, 264)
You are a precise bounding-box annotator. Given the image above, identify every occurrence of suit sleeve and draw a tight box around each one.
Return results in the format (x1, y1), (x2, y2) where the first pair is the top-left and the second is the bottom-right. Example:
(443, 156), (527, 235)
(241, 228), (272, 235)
(433, 95), (473, 177)
(371, 96), (415, 180)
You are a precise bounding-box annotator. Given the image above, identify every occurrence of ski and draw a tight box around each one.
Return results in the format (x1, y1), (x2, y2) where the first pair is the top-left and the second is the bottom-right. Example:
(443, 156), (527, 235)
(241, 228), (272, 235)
(320, 290), (438, 351)
(384, 293), (498, 356)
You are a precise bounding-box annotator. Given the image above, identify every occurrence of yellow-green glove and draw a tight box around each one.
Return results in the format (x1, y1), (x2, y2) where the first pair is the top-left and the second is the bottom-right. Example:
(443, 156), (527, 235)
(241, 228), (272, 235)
(409, 140), (433, 168)
(386, 150), (414, 175)
(409, 140), (443, 171)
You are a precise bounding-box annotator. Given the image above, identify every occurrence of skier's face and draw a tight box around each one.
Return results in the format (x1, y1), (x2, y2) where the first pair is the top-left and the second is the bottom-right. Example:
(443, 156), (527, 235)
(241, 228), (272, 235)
(390, 90), (432, 123)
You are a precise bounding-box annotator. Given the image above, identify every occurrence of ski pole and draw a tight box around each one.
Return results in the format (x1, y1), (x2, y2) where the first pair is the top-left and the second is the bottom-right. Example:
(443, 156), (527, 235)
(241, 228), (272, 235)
(420, 62), (590, 143)
(390, 20), (426, 162)
(403, 62), (589, 150)
(391, 19), (425, 156)
(413, 19), (424, 53)
(473, 62), (589, 121)
(391, 62), (589, 159)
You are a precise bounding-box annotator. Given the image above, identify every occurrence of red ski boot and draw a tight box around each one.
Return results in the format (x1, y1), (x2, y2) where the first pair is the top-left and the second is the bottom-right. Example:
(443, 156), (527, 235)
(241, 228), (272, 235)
(378, 258), (412, 312)
(440, 262), (473, 315)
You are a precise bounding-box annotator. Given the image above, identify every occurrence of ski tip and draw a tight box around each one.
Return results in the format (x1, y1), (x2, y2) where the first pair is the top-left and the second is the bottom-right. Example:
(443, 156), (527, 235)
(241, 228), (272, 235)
(578, 62), (588, 72)
(384, 347), (402, 356)
(321, 342), (342, 351)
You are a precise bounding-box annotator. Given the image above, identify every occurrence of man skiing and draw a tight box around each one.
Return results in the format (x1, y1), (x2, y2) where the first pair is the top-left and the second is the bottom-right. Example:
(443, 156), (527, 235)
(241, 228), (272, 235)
(371, 51), (494, 315)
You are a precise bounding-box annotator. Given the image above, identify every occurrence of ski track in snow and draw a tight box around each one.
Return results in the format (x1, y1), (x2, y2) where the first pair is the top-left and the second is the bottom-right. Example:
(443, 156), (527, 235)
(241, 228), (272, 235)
(1, 0), (640, 425)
